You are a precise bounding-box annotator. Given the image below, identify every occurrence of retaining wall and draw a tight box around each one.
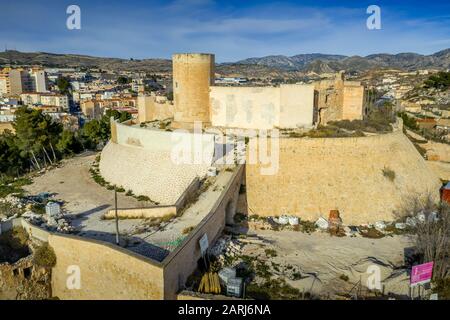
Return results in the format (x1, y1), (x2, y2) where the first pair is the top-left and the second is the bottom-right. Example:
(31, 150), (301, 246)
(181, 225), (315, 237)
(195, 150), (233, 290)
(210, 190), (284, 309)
(246, 130), (442, 225)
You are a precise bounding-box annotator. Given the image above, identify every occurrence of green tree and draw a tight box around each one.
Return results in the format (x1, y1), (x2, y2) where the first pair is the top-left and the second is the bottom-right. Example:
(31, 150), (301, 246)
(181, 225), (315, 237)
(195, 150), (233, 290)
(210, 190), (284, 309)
(424, 71), (450, 90)
(116, 76), (131, 85)
(56, 76), (71, 94)
(13, 106), (63, 169)
(80, 109), (131, 149)
(56, 130), (83, 156)
(0, 131), (27, 176)
(398, 112), (419, 130)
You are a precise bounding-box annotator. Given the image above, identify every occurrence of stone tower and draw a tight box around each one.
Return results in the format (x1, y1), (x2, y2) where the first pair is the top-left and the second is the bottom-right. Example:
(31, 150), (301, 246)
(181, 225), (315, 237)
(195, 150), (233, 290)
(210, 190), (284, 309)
(172, 53), (215, 129)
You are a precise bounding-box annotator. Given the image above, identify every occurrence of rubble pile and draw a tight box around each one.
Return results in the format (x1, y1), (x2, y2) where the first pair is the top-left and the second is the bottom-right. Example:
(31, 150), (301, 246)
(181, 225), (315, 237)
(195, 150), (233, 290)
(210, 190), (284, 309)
(40, 214), (75, 234)
(209, 235), (243, 265)
(0, 195), (25, 208)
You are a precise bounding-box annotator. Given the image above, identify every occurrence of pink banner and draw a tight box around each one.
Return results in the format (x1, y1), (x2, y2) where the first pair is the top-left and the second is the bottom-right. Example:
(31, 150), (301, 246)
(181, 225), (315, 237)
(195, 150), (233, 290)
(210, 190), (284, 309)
(411, 262), (434, 286)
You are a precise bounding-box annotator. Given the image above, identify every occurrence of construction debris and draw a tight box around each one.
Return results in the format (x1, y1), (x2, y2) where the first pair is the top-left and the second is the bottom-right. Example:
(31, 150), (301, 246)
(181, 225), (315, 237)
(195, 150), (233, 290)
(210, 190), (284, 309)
(315, 217), (329, 230)
(198, 272), (221, 294)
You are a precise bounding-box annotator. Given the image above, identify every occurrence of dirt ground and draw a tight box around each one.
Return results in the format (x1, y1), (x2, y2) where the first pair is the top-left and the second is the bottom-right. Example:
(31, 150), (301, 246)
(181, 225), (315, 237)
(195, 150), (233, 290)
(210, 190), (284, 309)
(224, 226), (414, 299)
(23, 152), (145, 242)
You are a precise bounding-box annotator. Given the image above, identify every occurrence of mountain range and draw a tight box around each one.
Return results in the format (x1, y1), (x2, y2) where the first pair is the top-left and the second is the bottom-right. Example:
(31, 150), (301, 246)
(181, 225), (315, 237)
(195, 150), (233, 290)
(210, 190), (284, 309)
(1, 49), (449, 74)
(236, 50), (450, 73)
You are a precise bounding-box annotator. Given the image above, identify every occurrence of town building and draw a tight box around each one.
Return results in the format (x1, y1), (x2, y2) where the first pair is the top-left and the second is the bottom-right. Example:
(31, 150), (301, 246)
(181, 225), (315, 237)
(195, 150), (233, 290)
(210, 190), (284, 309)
(0, 67), (48, 96)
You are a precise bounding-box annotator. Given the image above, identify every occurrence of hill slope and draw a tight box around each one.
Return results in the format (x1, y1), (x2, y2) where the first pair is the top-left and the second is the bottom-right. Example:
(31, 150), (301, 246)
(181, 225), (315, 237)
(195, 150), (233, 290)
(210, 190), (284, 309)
(1, 49), (449, 74)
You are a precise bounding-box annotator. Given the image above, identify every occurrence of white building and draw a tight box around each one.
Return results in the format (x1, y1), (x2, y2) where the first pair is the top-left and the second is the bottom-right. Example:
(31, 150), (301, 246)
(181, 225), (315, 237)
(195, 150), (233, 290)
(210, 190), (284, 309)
(20, 92), (69, 111)
(30, 68), (48, 92)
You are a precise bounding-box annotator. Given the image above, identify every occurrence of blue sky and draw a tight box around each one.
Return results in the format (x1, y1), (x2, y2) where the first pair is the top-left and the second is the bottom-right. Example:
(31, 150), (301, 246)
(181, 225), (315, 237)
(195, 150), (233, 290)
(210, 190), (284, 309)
(1, 0), (449, 62)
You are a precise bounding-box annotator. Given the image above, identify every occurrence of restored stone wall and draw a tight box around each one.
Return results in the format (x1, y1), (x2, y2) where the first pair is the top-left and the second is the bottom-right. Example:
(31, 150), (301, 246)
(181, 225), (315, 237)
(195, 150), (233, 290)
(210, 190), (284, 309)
(246, 131), (442, 225)
(100, 142), (209, 205)
(279, 84), (315, 128)
(210, 84), (314, 129)
(210, 86), (279, 129)
(49, 234), (164, 300)
(100, 122), (215, 204)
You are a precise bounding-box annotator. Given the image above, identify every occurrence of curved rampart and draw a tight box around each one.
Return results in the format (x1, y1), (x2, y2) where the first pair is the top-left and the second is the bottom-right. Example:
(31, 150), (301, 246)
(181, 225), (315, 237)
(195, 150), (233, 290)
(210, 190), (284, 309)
(246, 129), (442, 225)
(100, 121), (215, 205)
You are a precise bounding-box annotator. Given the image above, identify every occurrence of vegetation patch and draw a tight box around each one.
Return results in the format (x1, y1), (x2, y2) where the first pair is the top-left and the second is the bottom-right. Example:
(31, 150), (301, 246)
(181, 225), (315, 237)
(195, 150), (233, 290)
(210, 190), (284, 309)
(182, 226), (195, 235)
(246, 278), (306, 300)
(0, 176), (33, 198)
(0, 201), (23, 218)
(339, 274), (349, 282)
(424, 71), (450, 90)
(432, 278), (450, 300)
(382, 166), (396, 182)
(33, 243), (57, 268)
(0, 227), (30, 263)
(264, 248), (278, 258)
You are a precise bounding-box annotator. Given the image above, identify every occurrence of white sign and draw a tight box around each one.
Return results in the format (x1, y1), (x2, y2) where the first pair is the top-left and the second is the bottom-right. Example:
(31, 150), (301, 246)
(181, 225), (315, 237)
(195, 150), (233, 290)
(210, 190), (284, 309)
(199, 234), (209, 255)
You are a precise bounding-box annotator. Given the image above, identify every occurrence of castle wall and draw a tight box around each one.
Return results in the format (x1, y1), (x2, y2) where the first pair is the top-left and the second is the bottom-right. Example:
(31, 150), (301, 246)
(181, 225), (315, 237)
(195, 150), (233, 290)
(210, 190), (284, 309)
(49, 234), (164, 300)
(246, 130), (442, 225)
(210, 84), (314, 129)
(314, 76), (365, 125)
(279, 84), (315, 128)
(100, 121), (215, 204)
(210, 86), (280, 129)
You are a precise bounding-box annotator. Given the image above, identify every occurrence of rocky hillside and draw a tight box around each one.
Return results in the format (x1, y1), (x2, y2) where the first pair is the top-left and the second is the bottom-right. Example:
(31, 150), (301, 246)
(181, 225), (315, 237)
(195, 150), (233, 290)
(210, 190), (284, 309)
(0, 50), (172, 73)
(237, 49), (450, 72)
(1, 48), (449, 74)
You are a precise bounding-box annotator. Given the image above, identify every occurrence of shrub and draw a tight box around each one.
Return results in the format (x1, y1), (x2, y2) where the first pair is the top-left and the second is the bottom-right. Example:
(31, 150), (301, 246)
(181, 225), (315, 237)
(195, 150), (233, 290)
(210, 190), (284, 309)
(33, 243), (57, 268)
(0, 227), (30, 263)
(339, 274), (349, 282)
(182, 226), (195, 235)
(0, 227), (29, 250)
(265, 248), (277, 257)
(432, 278), (450, 300)
(0, 201), (23, 218)
(246, 278), (304, 300)
(234, 212), (247, 224)
(160, 213), (175, 223)
(115, 186), (125, 193)
(382, 166), (396, 182)
(299, 220), (317, 233)
(136, 195), (151, 202)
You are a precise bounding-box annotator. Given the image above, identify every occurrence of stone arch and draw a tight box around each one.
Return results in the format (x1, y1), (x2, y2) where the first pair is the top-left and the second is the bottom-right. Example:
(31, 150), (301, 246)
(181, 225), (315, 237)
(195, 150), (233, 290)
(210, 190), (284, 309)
(225, 199), (236, 225)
